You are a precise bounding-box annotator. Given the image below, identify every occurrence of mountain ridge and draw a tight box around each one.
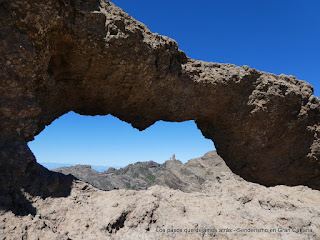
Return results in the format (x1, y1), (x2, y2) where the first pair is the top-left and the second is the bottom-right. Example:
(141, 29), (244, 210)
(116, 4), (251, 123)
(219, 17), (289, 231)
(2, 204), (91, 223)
(39, 162), (121, 173)
(53, 151), (233, 192)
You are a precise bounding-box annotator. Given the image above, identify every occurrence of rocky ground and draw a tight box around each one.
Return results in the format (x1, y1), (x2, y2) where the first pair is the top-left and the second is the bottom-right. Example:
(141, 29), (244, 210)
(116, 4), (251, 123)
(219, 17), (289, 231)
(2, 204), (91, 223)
(1, 153), (320, 240)
(1, 176), (319, 240)
(52, 151), (232, 192)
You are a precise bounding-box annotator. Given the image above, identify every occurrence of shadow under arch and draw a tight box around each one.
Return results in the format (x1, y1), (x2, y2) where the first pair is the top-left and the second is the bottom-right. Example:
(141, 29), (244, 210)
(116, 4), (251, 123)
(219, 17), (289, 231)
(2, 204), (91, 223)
(0, 138), (74, 216)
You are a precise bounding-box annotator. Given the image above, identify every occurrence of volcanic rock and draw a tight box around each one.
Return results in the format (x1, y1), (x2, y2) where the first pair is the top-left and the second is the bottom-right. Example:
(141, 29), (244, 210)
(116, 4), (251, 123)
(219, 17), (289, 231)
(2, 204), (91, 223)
(1, 0), (320, 214)
(1, 174), (319, 239)
(53, 151), (233, 192)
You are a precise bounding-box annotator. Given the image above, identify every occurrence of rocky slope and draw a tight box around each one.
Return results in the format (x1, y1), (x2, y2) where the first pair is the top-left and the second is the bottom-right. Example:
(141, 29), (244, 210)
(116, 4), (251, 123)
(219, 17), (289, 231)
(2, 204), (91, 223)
(53, 151), (232, 192)
(1, 175), (319, 240)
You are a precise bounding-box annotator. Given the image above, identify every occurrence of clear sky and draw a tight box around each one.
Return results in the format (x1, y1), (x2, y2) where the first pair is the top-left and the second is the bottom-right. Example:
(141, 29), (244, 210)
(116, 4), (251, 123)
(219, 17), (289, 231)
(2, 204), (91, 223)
(28, 0), (320, 168)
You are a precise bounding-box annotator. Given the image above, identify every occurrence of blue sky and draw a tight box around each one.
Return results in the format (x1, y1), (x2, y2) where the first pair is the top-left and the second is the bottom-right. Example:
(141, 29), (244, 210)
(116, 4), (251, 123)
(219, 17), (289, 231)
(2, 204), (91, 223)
(29, 114), (212, 167)
(28, 0), (320, 168)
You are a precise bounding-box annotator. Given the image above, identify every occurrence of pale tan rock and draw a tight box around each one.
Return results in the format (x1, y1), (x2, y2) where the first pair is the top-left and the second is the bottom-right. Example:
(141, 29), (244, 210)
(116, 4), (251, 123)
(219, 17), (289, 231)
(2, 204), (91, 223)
(1, 177), (319, 240)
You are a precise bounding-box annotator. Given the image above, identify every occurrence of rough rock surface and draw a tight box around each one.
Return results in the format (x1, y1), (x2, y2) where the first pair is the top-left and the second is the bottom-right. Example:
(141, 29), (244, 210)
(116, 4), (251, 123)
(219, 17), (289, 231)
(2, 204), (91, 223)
(1, 176), (319, 240)
(1, 0), (320, 213)
(53, 151), (232, 192)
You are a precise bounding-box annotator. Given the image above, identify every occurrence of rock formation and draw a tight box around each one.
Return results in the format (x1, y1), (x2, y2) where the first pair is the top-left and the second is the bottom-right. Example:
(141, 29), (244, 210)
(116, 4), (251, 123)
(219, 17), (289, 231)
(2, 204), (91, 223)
(53, 151), (232, 192)
(1, 175), (319, 239)
(1, 0), (320, 214)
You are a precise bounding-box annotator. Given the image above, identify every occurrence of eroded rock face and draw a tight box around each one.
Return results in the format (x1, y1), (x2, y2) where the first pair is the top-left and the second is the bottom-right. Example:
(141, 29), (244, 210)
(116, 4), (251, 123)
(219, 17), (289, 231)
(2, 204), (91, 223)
(1, 0), (320, 208)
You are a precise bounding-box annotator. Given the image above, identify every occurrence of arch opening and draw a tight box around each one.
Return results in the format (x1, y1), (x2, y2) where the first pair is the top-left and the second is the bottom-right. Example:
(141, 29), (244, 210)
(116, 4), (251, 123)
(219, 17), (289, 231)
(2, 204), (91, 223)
(27, 111), (219, 192)
(28, 111), (215, 170)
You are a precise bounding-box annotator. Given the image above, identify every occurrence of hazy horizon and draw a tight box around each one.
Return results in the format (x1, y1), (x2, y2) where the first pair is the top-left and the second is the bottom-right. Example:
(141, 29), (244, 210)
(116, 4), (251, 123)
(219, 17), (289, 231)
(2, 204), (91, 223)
(28, 112), (215, 167)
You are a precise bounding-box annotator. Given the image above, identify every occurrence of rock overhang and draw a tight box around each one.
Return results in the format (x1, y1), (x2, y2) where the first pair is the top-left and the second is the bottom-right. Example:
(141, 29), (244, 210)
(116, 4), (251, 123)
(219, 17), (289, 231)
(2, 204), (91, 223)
(0, 0), (320, 202)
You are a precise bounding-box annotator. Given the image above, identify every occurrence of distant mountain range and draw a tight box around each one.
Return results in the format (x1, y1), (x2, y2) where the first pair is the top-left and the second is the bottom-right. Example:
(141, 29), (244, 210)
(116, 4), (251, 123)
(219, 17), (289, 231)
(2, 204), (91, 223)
(39, 162), (121, 172)
(52, 151), (233, 192)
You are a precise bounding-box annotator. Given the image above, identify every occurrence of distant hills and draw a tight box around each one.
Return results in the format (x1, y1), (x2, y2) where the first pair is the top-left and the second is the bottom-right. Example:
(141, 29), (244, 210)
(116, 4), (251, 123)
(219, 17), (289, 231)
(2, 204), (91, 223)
(39, 162), (120, 172)
(52, 151), (233, 192)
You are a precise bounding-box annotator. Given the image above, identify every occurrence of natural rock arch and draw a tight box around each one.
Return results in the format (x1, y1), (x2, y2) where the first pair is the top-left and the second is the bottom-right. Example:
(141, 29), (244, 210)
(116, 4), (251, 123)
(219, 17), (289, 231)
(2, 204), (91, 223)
(1, 0), (320, 208)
